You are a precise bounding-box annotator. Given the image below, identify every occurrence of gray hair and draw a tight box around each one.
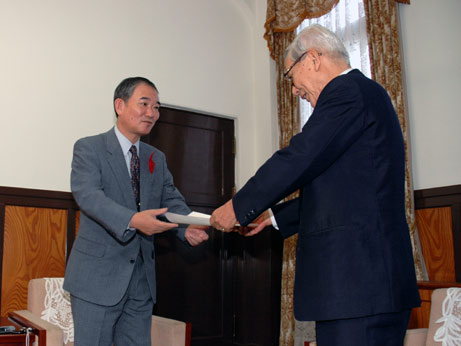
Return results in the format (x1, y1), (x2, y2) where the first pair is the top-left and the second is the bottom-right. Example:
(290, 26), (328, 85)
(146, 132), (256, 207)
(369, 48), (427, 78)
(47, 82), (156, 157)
(113, 77), (158, 117)
(285, 24), (350, 66)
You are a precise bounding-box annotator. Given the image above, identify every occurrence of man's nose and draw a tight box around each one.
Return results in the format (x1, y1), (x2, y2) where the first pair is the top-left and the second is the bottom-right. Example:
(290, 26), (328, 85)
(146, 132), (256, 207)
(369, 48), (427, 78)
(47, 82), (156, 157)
(291, 85), (300, 95)
(145, 107), (155, 117)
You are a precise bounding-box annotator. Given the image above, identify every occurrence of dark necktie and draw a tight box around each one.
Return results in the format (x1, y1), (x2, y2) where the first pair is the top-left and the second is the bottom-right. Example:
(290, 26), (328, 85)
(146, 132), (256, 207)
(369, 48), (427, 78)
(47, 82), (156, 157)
(129, 145), (140, 211)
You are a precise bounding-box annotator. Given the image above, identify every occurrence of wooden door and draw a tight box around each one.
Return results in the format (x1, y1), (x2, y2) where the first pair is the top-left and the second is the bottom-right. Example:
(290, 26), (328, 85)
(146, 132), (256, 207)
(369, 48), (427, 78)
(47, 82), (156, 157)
(142, 106), (235, 345)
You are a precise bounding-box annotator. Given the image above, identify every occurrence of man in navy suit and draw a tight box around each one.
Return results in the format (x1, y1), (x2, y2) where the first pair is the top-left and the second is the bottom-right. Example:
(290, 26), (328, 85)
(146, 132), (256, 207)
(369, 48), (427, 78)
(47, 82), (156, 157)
(64, 77), (209, 345)
(211, 25), (420, 345)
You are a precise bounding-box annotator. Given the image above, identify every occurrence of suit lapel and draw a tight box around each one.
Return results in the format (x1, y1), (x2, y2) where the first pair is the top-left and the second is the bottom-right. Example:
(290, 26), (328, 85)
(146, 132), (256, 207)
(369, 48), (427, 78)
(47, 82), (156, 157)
(104, 129), (136, 208)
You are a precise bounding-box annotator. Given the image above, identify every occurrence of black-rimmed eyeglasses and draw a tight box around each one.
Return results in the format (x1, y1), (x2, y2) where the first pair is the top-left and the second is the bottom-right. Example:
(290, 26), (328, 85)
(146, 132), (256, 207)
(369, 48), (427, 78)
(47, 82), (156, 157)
(283, 51), (322, 81)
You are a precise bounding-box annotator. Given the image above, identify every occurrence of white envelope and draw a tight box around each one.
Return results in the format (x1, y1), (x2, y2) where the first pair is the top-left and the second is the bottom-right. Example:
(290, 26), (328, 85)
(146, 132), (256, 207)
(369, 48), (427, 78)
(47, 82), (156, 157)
(164, 211), (211, 226)
(164, 211), (257, 227)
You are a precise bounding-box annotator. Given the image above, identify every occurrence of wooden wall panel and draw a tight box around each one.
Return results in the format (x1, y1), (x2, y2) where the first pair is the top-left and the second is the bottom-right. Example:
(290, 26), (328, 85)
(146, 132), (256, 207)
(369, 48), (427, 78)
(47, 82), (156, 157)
(1, 206), (67, 315)
(409, 185), (461, 329)
(416, 207), (455, 282)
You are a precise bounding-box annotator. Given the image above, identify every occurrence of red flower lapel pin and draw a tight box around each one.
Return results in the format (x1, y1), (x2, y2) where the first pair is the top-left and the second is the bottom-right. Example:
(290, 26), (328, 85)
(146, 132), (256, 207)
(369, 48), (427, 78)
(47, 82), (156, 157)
(149, 152), (155, 173)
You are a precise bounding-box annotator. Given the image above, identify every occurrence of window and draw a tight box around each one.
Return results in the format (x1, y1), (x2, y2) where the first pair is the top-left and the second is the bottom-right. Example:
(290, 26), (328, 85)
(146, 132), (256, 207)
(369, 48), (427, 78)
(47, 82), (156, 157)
(298, 0), (370, 125)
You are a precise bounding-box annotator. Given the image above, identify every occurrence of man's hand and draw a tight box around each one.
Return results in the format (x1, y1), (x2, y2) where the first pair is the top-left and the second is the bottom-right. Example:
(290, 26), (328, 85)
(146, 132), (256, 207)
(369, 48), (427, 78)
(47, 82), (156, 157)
(129, 208), (177, 235)
(185, 225), (210, 246)
(242, 210), (272, 236)
(210, 199), (237, 232)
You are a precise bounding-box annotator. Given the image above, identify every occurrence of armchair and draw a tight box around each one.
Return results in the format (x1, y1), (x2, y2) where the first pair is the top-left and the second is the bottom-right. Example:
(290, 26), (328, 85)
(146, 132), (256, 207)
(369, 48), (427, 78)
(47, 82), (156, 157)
(405, 287), (461, 345)
(9, 277), (191, 346)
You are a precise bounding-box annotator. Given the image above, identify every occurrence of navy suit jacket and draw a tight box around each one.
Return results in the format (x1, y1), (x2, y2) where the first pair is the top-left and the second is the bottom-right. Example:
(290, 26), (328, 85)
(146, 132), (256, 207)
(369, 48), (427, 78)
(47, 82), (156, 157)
(233, 70), (421, 321)
(64, 128), (190, 306)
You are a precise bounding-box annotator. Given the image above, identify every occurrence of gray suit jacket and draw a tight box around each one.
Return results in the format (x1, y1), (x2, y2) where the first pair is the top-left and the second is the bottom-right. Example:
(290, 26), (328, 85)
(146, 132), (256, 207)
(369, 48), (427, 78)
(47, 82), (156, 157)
(64, 128), (190, 306)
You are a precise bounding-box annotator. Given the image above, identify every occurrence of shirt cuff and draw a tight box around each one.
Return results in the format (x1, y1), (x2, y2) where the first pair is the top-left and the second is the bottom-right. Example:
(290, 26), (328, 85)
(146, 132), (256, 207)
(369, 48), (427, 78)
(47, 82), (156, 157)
(269, 208), (279, 230)
(123, 222), (136, 239)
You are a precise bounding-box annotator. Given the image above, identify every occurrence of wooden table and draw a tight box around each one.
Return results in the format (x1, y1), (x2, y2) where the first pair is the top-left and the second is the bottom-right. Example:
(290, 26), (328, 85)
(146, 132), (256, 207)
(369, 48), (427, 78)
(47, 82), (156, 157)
(0, 316), (35, 345)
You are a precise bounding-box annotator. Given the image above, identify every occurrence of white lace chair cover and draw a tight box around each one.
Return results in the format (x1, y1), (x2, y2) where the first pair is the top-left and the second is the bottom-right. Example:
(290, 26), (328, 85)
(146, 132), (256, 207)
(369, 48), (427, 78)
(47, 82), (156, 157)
(40, 278), (74, 344)
(433, 287), (461, 346)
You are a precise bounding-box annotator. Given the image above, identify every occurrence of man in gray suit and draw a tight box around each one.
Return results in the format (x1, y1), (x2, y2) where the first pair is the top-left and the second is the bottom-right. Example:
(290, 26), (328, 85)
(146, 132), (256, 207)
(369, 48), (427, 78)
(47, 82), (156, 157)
(64, 77), (209, 345)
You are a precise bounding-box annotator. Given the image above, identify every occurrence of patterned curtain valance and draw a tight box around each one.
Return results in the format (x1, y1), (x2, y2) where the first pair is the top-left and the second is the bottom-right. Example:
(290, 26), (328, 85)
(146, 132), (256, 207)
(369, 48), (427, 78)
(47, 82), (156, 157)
(264, 0), (339, 59)
(264, 0), (410, 59)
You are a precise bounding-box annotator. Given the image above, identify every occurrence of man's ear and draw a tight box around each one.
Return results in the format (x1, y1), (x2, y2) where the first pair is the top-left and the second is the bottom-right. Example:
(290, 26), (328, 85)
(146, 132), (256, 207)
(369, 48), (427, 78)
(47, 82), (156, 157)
(114, 98), (125, 115)
(309, 50), (321, 71)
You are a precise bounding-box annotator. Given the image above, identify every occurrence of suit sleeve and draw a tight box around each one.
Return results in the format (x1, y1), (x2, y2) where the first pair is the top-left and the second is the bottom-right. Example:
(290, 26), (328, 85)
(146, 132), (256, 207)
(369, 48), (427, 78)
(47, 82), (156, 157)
(271, 198), (301, 239)
(71, 137), (137, 242)
(233, 76), (366, 226)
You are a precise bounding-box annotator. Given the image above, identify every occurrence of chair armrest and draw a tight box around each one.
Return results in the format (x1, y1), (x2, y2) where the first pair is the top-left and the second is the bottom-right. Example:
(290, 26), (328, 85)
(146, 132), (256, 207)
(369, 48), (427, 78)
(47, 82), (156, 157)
(410, 281), (461, 329)
(151, 315), (191, 346)
(9, 310), (63, 346)
(417, 281), (461, 289)
(404, 328), (428, 346)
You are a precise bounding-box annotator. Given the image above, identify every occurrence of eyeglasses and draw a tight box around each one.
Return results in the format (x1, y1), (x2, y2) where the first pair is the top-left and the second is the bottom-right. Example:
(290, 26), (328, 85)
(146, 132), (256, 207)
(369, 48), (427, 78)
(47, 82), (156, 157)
(283, 50), (322, 81)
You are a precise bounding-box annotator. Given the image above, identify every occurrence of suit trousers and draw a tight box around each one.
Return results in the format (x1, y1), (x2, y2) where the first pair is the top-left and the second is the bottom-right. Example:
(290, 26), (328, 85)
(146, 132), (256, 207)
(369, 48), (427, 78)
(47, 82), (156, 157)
(315, 310), (411, 346)
(71, 253), (153, 346)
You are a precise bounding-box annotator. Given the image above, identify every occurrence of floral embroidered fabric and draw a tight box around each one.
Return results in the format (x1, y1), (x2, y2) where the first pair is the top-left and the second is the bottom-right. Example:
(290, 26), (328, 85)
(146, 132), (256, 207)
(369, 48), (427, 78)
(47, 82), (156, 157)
(434, 287), (461, 346)
(41, 278), (74, 344)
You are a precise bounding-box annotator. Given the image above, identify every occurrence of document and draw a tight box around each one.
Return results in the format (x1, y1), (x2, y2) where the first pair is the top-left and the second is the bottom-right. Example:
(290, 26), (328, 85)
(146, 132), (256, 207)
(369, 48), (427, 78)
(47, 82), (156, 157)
(164, 211), (211, 226)
(164, 211), (258, 227)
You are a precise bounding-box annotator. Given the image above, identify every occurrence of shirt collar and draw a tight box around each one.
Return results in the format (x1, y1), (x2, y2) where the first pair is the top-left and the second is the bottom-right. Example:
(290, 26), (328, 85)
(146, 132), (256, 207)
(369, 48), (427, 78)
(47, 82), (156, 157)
(114, 125), (139, 155)
(339, 68), (354, 76)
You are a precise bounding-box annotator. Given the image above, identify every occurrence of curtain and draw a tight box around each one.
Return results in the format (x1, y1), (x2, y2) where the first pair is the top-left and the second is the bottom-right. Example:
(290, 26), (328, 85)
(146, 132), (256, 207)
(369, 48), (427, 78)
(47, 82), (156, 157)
(363, 0), (427, 281)
(274, 31), (299, 346)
